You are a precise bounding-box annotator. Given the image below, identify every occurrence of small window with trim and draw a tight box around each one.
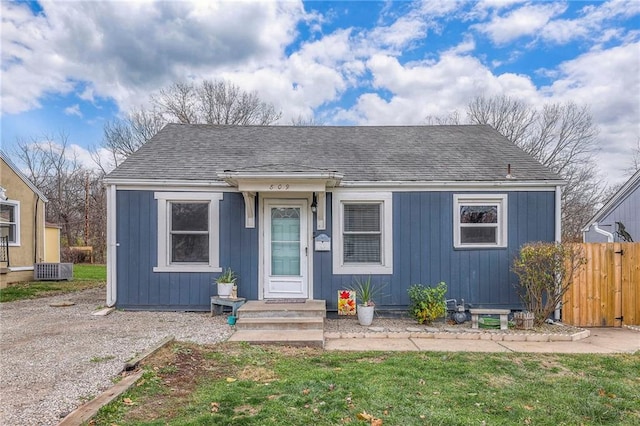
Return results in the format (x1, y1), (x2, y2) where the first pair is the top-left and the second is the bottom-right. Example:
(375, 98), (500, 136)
(0, 201), (20, 245)
(332, 191), (393, 274)
(154, 192), (222, 273)
(453, 194), (507, 248)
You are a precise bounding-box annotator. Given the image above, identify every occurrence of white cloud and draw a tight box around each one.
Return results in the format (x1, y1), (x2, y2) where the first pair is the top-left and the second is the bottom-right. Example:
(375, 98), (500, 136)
(541, 42), (640, 185)
(1, 0), (306, 115)
(348, 52), (538, 124)
(473, 2), (567, 44)
(64, 104), (82, 118)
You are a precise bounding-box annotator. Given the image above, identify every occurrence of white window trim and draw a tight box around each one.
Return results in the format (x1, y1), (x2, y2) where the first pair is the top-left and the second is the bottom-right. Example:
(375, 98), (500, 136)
(332, 191), (393, 275)
(0, 200), (20, 246)
(453, 194), (507, 249)
(153, 192), (223, 273)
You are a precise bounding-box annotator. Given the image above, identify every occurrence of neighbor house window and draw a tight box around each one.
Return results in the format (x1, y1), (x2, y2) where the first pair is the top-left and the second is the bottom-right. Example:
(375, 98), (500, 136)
(154, 192), (222, 272)
(333, 191), (393, 274)
(453, 194), (507, 248)
(0, 201), (20, 245)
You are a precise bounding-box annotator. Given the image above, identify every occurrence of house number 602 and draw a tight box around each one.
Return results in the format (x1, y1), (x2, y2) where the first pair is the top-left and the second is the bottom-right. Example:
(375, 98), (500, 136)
(269, 184), (290, 190)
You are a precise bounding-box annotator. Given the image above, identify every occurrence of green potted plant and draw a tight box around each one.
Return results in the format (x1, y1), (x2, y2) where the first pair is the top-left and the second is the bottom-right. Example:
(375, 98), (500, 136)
(215, 268), (237, 299)
(350, 276), (383, 326)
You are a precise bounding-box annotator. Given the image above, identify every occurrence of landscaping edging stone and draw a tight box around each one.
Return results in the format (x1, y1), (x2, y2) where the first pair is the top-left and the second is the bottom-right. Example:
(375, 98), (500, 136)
(57, 336), (176, 426)
(324, 328), (591, 342)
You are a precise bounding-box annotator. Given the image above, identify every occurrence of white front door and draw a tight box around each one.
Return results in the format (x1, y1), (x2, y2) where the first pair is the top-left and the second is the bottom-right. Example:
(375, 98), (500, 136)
(263, 199), (309, 299)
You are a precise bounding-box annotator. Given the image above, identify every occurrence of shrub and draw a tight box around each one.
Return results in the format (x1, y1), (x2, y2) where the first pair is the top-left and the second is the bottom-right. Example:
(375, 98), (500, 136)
(407, 282), (447, 324)
(512, 242), (586, 326)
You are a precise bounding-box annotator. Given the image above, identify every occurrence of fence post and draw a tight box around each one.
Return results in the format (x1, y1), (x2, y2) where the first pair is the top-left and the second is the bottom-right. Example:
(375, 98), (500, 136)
(613, 242), (623, 327)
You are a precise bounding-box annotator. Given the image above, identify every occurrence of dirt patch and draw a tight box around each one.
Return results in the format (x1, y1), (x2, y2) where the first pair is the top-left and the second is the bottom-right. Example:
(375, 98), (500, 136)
(539, 358), (575, 377)
(485, 373), (516, 388)
(124, 342), (229, 422)
(238, 366), (278, 383)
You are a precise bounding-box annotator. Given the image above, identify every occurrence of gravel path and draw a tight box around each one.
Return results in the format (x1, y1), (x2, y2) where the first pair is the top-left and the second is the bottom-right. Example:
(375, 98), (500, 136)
(0, 287), (233, 426)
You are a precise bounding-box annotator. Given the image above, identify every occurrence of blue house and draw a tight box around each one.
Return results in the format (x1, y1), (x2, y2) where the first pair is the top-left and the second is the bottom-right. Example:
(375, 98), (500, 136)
(582, 169), (639, 243)
(103, 124), (562, 312)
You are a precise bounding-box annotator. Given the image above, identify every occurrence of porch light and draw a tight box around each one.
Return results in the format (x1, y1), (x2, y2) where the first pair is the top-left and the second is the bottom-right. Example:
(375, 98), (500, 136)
(311, 192), (317, 213)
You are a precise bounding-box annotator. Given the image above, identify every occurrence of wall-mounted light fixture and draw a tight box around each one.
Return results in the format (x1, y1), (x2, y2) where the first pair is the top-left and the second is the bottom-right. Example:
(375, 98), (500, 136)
(311, 192), (317, 213)
(0, 186), (7, 201)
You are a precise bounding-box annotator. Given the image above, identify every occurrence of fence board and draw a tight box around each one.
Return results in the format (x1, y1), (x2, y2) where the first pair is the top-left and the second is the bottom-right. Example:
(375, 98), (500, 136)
(563, 243), (639, 327)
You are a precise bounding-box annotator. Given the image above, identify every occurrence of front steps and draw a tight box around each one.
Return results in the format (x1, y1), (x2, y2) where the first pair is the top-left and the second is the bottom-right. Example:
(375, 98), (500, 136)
(227, 300), (326, 347)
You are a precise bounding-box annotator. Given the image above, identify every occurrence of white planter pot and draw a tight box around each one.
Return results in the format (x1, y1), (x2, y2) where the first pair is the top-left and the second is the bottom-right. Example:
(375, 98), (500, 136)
(357, 305), (375, 326)
(217, 283), (234, 298)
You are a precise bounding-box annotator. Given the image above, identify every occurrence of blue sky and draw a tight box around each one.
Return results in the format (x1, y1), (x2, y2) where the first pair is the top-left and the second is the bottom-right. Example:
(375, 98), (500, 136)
(1, 0), (639, 185)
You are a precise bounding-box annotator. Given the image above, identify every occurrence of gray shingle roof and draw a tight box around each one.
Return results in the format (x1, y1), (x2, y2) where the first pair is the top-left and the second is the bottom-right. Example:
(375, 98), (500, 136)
(105, 124), (560, 182)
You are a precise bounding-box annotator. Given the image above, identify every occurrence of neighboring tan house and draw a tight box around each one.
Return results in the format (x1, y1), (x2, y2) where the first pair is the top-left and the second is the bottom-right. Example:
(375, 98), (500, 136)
(103, 124), (563, 312)
(582, 169), (640, 243)
(0, 151), (49, 287)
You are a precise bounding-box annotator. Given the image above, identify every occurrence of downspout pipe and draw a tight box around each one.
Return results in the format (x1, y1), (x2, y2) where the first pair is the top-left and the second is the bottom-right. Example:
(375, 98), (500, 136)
(106, 184), (117, 307)
(593, 222), (614, 242)
(554, 185), (562, 321)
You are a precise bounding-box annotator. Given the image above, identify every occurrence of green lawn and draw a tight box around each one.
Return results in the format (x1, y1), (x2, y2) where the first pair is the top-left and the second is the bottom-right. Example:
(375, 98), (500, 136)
(92, 342), (640, 425)
(0, 264), (105, 303)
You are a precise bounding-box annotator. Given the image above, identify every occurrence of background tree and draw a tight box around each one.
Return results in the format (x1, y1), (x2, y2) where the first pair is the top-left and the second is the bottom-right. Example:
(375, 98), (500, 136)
(626, 137), (640, 175)
(99, 108), (165, 169)
(290, 113), (323, 126)
(101, 79), (281, 167)
(15, 133), (106, 262)
(429, 95), (604, 241)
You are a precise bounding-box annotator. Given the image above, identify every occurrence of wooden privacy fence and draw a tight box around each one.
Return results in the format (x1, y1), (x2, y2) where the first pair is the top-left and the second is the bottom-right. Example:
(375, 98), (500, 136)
(563, 243), (639, 327)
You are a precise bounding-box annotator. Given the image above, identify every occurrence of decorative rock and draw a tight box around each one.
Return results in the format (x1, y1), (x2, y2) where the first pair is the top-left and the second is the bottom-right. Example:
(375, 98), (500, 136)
(525, 334), (550, 342)
(503, 334), (526, 342)
(92, 307), (115, 316)
(49, 301), (75, 307)
(549, 334), (572, 342)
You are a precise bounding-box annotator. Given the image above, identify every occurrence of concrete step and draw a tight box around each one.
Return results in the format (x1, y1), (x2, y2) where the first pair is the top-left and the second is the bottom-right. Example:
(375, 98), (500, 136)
(227, 329), (324, 348)
(237, 300), (326, 319)
(236, 317), (324, 330)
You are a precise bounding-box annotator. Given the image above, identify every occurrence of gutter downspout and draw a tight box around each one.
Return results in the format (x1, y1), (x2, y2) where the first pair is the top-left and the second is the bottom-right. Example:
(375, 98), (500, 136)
(106, 184), (117, 307)
(554, 185), (562, 321)
(593, 222), (614, 242)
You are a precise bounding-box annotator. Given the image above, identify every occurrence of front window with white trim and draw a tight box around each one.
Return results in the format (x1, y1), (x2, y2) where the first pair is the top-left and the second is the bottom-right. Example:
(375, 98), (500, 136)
(454, 194), (507, 248)
(0, 200), (20, 245)
(333, 192), (392, 274)
(154, 192), (222, 272)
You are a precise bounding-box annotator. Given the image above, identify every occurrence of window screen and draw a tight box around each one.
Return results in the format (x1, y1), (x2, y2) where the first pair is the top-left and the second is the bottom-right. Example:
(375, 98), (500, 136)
(0, 203), (17, 243)
(343, 203), (381, 263)
(170, 202), (209, 263)
(459, 205), (498, 244)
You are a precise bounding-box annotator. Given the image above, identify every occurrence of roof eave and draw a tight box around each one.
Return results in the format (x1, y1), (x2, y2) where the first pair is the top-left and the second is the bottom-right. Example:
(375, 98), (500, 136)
(581, 169), (640, 231)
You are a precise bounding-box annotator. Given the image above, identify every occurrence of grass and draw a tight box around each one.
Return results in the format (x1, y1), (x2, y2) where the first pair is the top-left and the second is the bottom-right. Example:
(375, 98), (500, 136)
(91, 342), (640, 426)
(0, 264), (106, 303)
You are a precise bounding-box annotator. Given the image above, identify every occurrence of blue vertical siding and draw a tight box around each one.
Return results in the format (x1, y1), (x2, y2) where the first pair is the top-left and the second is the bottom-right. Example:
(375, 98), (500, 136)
(584, 182), (639, 242)
(116, 189), (555, 311)
(319, 191), (556, 311)
(116, 191), (257, 310)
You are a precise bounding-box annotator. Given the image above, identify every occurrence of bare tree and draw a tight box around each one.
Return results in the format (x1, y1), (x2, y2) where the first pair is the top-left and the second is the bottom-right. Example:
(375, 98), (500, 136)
(290, 113), (324, 126)
(100, 108), (166, 169)
(194, 80), (281, 125)
(101, 79), (281, 165)
(424, 111), (461, 125)
(464, 95), (603, 241)
(627, 137), (640, 175)
(15, 133), (88, 246)
(467, 95), (537, 146)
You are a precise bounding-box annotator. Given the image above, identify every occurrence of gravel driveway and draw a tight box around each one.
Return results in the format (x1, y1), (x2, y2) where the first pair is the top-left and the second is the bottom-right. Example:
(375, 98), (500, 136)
(0, 287), (233, 426)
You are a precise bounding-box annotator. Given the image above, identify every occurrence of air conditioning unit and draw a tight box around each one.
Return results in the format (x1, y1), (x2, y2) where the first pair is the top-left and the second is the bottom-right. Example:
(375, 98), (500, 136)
(34, 263), (73, 281)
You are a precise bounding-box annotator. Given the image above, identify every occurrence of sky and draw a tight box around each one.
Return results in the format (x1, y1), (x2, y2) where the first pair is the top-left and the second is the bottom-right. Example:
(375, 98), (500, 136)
(1, 0), (639, 186)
